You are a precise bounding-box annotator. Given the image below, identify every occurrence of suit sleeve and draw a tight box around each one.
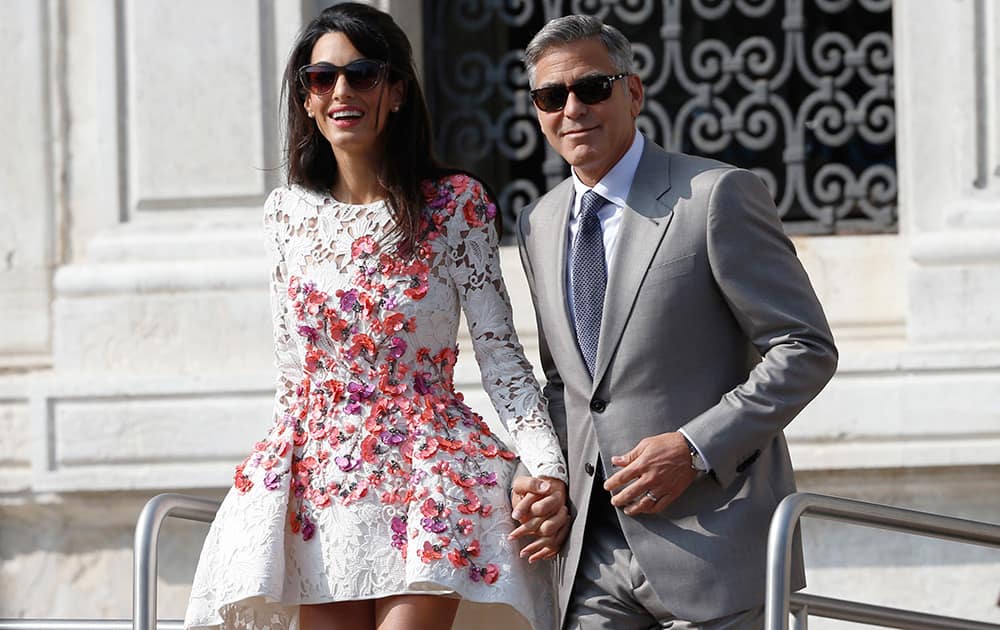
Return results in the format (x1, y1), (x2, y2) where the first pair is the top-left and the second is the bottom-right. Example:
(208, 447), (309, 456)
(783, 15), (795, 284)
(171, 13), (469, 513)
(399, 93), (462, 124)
(680, 168), (838, 488)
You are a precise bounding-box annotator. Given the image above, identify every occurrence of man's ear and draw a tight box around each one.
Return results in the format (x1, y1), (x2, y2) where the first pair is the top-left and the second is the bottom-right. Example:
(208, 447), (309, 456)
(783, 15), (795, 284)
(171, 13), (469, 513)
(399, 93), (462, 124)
(628, 74), (644, 119)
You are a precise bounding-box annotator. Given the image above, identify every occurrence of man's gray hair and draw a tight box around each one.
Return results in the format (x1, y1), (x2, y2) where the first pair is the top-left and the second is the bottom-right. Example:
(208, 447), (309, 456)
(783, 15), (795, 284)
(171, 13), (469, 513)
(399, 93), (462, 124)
(524, 15), (635, 87)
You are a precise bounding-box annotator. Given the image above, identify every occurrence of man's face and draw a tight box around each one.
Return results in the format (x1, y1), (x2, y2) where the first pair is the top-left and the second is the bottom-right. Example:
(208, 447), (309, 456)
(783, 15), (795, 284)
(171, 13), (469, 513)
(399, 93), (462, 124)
(531, 37), (643, 186)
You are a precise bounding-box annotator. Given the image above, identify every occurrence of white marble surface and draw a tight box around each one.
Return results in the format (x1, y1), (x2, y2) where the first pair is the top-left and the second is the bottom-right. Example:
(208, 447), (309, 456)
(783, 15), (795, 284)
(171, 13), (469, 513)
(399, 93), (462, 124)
(125, 1), (267, 210)
(0, 1), (52, 362)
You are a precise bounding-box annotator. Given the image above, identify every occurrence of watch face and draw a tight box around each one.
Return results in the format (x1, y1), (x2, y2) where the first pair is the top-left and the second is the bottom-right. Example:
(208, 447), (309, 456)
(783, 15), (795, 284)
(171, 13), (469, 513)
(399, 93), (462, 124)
(688, 448), (707, 472)
(683, 437), (708, 472)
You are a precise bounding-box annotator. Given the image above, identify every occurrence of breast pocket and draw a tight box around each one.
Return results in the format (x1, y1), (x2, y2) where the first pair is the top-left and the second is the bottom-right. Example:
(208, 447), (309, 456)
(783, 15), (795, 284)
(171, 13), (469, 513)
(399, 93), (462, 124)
(643, 253), (696, 286)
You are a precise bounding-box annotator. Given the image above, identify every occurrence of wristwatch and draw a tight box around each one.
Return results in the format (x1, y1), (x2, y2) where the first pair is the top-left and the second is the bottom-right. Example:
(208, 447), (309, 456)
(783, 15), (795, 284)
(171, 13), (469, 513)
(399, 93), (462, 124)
(683, 436), (709, 472)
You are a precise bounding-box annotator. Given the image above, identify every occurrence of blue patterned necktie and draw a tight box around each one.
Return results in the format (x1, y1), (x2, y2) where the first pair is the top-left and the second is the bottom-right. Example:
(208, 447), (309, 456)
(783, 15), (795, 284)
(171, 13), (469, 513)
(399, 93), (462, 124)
(571, 190), (608, 376)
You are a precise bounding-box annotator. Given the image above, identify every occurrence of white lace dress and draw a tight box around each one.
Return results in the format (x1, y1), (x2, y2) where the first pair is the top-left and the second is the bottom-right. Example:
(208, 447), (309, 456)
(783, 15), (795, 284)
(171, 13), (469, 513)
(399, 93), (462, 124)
(184, 175), (567, 630)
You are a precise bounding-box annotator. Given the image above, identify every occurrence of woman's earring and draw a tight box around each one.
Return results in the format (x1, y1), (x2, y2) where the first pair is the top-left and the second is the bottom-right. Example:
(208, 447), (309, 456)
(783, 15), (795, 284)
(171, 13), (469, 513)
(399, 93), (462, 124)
(391, 105), (400, 112)
(307, 110), (315, 118)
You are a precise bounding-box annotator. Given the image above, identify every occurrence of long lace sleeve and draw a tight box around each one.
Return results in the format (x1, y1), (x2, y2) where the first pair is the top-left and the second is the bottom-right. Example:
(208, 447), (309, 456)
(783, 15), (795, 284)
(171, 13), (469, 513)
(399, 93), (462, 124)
(262, 189), (301, 423)
(443, 177), (567, 482)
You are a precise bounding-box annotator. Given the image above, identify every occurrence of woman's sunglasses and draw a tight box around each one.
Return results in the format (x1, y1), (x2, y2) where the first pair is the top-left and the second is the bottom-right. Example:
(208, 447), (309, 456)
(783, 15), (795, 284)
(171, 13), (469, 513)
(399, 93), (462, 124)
(529, 73), (630, 113)
(298, 59), (387, 95)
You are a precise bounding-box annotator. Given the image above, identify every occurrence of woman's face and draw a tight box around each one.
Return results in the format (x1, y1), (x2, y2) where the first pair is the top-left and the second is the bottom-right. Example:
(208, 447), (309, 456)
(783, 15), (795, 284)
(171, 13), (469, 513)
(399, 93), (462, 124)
(303, 31), (403, 160)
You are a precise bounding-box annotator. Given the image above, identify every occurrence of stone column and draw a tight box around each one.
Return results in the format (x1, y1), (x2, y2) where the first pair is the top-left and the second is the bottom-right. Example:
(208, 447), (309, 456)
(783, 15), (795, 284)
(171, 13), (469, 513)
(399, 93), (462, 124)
(0, 0), (54, 495)
(900, 0), (1000, 345)
(34, 0), (301, 493)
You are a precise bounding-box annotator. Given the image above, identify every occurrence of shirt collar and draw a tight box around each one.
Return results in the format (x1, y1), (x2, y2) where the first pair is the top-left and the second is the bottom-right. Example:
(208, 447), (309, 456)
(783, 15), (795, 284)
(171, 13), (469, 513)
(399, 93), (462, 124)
(571, 130), (645, 217)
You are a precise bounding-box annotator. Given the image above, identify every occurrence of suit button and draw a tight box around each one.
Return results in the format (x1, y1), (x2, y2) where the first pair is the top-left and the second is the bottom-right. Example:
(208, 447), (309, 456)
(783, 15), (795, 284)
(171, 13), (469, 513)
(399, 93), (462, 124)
(589, 398), (606, 413)
(585, 463), (595, 476)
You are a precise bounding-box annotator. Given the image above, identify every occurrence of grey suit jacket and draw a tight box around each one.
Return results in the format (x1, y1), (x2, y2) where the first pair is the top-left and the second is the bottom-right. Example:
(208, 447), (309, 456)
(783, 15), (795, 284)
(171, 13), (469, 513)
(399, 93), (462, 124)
(515, 136), (838, 624)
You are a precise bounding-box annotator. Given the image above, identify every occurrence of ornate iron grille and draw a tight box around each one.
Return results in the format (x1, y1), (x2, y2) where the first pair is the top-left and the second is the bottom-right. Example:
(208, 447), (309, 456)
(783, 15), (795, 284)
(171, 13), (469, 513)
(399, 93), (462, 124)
(423, 0), (896, 237)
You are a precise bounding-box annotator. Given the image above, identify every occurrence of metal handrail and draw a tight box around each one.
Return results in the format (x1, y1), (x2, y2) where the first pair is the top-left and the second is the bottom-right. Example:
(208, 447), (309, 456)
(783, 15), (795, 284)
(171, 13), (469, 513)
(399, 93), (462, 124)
(5, 491), (999, 630)
(766, 492), (1000, 630)
(133, 494), (221, 630)
(0, 494), (220, 630)
(789, 593), (1000, 630)
(0, 622), (183, 630)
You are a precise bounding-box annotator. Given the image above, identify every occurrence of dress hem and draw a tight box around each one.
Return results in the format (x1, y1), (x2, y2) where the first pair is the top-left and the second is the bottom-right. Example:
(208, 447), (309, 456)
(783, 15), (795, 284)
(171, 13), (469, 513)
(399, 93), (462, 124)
(186, 582), (549, 630)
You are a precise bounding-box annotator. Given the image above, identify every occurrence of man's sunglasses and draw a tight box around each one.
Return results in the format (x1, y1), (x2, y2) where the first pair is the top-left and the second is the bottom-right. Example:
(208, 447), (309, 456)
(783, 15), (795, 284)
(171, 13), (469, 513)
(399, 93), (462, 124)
(529, 73), (630, 113)
(298, 59), (387, 95)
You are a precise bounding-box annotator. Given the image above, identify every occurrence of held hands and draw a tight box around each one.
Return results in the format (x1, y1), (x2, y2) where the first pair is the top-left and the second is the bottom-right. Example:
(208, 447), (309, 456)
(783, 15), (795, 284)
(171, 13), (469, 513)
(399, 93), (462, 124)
(603, 431), (698, 516)
(507, 476), (570, 563)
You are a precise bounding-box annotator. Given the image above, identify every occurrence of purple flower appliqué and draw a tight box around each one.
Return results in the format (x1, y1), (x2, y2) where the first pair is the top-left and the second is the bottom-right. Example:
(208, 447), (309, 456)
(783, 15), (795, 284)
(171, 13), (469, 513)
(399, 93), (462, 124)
(344, 402), (363, 415)
(301, 518), (316, 541)
(391, 516), (408, 549)
(297, 325), (319, 343)
(388, 337), (407, 359)
(335, 456), (360, 472)
(428, 191), (449, 210)
(477, 472), (497, 487)
(347, 381), (376, 402)
(263, 471), (281, 490)
(421, 517), (448, 534)
(339, 289), (358, 311)
(413, 373), (432, 395)
(381, 430), (407, 445)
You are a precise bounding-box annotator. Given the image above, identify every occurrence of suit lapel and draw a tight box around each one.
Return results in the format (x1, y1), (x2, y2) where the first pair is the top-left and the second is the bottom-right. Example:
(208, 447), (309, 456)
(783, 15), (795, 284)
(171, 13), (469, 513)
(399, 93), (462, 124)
(529, 178), (593, 381)
(592, 143), (675, 386)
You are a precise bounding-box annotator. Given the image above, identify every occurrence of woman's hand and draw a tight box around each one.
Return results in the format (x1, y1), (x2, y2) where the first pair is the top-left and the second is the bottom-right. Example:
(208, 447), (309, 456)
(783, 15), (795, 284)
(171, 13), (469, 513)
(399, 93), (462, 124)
(508, 476), (570, 562)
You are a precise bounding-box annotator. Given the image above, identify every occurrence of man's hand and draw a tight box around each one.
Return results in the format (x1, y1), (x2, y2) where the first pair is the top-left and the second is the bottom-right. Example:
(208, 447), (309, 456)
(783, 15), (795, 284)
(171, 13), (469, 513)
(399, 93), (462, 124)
(508, 476), (570, 562)
(603, 432), (698, 516)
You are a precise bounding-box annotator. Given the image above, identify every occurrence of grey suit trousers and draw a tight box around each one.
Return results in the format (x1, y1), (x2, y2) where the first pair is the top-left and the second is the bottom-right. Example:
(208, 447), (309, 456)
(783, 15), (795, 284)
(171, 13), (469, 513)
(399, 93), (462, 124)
(565, 476), (764, 630)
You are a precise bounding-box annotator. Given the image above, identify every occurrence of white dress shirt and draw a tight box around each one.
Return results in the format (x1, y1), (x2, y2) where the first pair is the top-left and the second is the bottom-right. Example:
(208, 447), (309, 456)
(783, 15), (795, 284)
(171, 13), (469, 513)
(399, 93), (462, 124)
(564, 130), (712, 472)
(565, 130), (644, 316)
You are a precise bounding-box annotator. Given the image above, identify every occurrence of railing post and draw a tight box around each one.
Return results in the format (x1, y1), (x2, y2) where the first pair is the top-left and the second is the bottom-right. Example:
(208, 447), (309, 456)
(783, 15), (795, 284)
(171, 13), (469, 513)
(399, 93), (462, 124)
(133, 495), (171, 630)
(767, 492), (1000, 630)
(790, 605), (809, 630)
(765, 493), (811, 630)
(132, 494), (222, 630)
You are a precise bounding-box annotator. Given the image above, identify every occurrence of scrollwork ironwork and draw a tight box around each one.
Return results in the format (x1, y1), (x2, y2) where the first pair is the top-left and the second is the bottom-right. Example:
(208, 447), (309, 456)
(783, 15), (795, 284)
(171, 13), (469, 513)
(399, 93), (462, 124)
(424, 0), (897, 236)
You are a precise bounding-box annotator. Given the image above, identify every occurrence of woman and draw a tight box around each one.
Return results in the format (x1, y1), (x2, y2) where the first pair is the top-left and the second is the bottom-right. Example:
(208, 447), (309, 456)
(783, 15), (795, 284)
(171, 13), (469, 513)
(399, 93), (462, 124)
(184, 4), (567, 630)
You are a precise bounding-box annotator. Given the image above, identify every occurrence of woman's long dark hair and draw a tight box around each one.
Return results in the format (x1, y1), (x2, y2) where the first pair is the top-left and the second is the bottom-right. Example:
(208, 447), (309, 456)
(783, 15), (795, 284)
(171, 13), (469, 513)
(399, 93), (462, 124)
(283, 3), (449, 251)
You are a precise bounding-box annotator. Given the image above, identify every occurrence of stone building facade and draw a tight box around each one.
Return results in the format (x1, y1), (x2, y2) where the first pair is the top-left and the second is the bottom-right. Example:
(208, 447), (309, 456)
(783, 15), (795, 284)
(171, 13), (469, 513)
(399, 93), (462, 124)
(1, 0), (999, 626)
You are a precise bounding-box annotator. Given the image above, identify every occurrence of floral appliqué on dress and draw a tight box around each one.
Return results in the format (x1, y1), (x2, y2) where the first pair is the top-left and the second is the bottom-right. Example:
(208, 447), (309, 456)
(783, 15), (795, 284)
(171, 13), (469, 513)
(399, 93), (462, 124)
(186, 175), (565, 629)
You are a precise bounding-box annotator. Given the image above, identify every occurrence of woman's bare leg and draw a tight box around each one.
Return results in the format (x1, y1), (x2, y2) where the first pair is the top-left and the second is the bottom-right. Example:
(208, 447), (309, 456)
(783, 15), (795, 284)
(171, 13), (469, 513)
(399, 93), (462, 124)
(375, 594), (461, 630)
(300, 600), (376, 630)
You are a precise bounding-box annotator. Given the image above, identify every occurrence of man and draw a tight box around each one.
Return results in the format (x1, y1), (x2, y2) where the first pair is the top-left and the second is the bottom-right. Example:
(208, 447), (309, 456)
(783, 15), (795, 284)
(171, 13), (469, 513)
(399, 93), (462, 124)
(510, 15), (838, 630)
